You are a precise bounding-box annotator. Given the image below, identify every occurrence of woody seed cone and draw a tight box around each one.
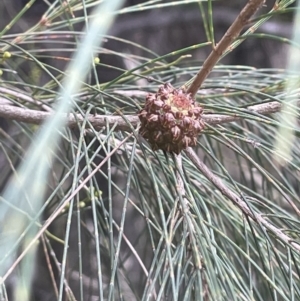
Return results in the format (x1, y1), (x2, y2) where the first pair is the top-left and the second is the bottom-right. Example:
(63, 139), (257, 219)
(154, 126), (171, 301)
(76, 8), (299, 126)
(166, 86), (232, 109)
(138, 83), (205, 154)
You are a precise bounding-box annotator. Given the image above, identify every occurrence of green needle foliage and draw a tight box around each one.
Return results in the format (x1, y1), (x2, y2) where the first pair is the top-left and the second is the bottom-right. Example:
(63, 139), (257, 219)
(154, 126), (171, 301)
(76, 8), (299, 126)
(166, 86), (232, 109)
(0, 0), (299, 300)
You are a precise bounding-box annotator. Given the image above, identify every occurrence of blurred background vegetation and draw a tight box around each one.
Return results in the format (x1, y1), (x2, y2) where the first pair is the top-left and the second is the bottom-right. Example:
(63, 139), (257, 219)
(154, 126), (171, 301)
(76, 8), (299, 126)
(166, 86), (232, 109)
(0, 0), (299, 300)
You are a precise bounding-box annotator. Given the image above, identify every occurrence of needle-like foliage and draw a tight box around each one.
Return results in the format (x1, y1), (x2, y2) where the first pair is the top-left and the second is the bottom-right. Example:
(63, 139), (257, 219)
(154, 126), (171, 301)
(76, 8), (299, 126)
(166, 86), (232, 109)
(0, 1), (299, 301)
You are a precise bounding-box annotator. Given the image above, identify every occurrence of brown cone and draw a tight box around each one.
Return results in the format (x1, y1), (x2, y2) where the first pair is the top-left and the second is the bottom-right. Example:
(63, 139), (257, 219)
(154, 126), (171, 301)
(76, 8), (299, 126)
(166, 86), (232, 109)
(138, 83), (205, 154)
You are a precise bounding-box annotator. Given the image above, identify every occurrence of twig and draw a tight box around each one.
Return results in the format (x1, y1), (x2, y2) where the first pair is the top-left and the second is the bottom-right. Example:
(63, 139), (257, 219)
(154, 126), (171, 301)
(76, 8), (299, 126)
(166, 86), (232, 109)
(0, 87), (53, 112)
(173, 153), (203, 271)
(185, 147), (300, 252)
(174, 154), (189, 213)
(187, 0), (265, 97)
(0, 101), (281, 131)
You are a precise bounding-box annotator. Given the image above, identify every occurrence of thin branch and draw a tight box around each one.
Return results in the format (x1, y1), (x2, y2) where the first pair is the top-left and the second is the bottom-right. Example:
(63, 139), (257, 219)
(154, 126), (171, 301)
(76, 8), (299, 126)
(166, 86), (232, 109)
(0, 87), (53, 112)
(187, 0), (265, 97)
(173, 154), (203, 272)
(174, 153), (189, 213)
(185, 147), (300, 252)
(0, 101), (281, 131)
